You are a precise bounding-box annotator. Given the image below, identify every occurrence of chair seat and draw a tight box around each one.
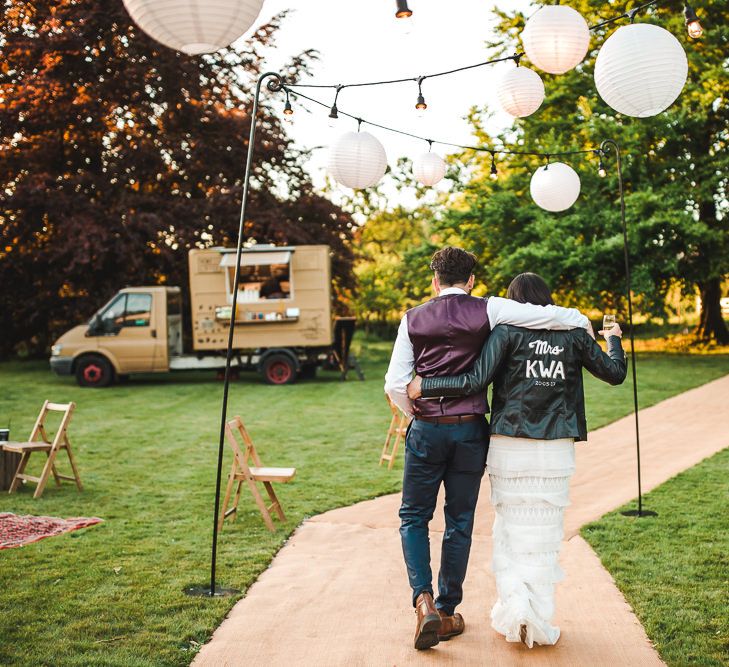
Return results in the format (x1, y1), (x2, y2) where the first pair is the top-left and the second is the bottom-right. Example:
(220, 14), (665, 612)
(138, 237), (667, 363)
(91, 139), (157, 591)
(249, 466), (296, 483)
(2, 441), (52, 453)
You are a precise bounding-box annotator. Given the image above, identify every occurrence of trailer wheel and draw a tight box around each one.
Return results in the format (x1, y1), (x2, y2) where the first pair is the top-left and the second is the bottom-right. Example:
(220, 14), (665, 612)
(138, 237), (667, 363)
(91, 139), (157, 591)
(261, 354), (297, 385)
(75, 354), (114, 388)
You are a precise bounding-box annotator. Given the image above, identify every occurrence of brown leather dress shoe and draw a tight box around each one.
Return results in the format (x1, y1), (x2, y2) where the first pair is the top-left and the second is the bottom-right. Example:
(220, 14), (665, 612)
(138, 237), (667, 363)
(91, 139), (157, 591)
(413, 592), (441, 650)
(437, 609), (465, 641)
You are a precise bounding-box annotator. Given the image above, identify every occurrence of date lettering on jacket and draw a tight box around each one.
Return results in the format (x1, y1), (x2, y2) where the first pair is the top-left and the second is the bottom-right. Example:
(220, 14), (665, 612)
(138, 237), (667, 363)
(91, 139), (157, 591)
(526, 359), (566, 380)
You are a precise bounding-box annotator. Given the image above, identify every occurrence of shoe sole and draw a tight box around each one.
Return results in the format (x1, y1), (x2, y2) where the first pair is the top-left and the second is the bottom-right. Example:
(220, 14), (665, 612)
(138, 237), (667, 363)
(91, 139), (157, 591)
(414, 613), (441, 650)
(437, 629), (464, 642)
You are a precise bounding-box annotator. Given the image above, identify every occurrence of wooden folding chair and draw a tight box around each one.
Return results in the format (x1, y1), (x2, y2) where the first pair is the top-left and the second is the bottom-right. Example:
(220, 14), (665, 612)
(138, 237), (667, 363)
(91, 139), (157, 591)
(4, 401), (82, 498)
(219, 416), (296, 532)
(379, 396), (411, 470)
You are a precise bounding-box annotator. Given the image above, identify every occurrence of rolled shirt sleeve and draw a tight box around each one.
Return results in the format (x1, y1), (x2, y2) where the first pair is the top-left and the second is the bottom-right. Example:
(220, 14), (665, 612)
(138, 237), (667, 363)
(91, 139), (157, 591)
(487, 296), (588, 330)
(384, 315), (415, 416)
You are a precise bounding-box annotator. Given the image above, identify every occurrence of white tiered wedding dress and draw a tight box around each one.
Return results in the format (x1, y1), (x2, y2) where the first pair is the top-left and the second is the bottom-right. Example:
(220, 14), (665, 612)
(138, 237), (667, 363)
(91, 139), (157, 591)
(486, 434), (576, 648)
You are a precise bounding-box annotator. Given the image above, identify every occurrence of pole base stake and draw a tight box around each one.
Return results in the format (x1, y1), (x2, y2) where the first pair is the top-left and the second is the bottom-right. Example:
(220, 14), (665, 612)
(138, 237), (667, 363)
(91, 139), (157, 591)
(184, 584), (241, 598)
(620, 509), (658, 518)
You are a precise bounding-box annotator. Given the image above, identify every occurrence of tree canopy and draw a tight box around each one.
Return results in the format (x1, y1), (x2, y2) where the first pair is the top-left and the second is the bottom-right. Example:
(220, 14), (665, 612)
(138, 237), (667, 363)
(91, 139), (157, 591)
(445, 0), (727, 341)
(0, 1), (356, 357)
(354, 0), (727, 343)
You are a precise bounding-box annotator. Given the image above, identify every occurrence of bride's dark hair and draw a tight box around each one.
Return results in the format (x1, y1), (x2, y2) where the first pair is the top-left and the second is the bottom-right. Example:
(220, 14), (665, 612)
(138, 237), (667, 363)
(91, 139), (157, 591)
(506, 273), (554, 306)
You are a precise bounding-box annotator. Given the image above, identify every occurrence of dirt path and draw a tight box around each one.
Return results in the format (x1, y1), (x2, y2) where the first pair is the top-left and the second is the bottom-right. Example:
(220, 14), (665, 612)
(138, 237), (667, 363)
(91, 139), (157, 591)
(194, 374), (729, 666)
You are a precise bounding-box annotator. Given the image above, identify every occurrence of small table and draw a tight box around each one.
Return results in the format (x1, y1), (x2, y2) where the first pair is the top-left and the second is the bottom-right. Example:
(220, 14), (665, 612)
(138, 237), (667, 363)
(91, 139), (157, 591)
(0, 444), (21, 491)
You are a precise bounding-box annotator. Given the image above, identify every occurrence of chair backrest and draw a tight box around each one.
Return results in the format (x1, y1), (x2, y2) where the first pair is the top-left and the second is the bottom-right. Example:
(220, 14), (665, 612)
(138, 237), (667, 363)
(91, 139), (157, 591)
(225, 416), (263, 476)
(386, 394), (400, 418)
(30, 401), (75, 449)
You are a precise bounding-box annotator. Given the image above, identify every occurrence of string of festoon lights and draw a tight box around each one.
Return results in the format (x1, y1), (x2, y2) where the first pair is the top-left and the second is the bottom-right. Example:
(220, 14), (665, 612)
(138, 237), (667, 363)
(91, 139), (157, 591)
(122, 0), (704, 213)
(285, 85), (597, 213)
(271, 0), (705, 212)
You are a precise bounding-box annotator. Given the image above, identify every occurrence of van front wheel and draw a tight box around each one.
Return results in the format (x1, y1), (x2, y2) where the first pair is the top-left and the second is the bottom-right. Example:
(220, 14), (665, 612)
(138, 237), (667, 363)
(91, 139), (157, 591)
(75, 355), (114, 388)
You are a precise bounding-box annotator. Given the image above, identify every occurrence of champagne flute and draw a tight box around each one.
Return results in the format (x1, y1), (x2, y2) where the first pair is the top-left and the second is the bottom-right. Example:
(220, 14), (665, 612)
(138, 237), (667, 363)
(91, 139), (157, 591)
(602, 314), (616, 336)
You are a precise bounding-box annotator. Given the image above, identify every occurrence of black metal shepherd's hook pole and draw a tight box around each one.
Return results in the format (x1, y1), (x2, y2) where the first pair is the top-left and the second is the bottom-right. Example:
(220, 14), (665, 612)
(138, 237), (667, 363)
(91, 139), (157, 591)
(600, 139), (655, 519)
(186, 71), (285, 598)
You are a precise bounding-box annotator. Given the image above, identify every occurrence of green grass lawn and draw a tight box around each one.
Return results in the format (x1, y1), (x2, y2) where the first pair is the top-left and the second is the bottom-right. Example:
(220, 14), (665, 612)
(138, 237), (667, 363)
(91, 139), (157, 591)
(1, 342), (728, 666)
(583, 448), (729, 667)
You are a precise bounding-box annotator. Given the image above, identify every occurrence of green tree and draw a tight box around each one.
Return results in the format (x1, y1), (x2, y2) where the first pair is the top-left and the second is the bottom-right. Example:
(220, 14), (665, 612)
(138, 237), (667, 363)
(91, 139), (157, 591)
(352, 205), (435, 329)
(434, 0), (727, 341)
(0, 1), (355, 357)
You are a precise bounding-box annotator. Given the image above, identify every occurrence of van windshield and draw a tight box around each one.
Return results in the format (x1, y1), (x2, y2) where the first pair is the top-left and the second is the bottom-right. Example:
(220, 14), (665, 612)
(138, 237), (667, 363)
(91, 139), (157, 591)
(94, 293), (152, 333)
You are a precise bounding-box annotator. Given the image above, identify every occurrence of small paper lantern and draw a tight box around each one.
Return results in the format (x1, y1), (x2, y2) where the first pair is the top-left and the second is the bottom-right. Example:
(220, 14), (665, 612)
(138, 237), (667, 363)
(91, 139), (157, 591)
(413, 152), (446, 186)
(328, 131), (388, 189)
(594, 23), (688, 118)
(497, 66), (545, 118)
(521, 5), (590, 74)
(530, 162), (581, 212)
(123, 0), (265, 55)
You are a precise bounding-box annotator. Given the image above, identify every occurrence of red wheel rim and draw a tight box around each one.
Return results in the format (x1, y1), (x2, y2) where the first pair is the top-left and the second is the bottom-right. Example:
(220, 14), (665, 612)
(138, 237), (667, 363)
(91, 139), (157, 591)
(83, 364), (103, 383)
(267, 361), (292, 384)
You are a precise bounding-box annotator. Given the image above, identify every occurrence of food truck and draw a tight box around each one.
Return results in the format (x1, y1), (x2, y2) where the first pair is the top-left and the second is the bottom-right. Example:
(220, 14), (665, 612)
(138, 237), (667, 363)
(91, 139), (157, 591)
(50, 245), (358, 387)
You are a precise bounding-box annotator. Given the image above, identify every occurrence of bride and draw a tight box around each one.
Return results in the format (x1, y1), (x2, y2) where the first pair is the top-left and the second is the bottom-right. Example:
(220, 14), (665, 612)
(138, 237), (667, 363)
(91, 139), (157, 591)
(407, 272), (627, 647)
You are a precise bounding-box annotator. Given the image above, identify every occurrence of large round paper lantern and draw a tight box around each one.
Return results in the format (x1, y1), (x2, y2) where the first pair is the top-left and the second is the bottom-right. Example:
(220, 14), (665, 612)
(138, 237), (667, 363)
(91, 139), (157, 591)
(521, 5), (590, 74)
(328, 131), (388, 189)
(123, 0), (265, 55)
(497, 66), (545, 118)
(413, 152), (446, 186)
(530, 162), (581, 212)
(594, 23), (688, 118)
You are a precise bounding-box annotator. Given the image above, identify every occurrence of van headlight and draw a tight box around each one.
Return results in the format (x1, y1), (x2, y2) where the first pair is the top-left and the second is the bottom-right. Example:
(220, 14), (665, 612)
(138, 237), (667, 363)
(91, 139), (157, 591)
(51, 344), (63, 356)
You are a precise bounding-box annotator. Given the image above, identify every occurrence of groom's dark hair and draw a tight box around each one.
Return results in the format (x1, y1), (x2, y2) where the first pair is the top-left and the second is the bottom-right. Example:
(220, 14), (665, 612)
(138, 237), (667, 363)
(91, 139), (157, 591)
(430, 246), (477, 286)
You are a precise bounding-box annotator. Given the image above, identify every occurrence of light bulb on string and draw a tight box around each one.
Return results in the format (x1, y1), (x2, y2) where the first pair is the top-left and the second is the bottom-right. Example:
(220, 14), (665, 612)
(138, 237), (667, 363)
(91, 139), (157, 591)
(490, 154), (498, 180)
(596, 151), (607, 178)
(395, 0), (414, 35)
(683, 3), (703, 38)
(282, 89), (294, 125)
(328, 85), (342, 129)
(415, 77), (427, 118)
(395, 0), (412, 19)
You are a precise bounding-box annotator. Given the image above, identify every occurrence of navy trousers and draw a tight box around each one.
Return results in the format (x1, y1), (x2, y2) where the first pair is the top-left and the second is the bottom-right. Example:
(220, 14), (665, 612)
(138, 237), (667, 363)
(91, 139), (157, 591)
(399, 416), (489, 616)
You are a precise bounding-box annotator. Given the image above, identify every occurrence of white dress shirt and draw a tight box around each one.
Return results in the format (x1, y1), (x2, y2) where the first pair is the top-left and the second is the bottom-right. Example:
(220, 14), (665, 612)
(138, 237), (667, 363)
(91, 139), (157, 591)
(384, 288), (589, 416)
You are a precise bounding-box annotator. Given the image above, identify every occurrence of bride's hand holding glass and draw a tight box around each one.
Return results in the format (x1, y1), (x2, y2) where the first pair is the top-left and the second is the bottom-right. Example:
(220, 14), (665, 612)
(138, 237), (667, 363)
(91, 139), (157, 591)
(598, 322), (623, 339)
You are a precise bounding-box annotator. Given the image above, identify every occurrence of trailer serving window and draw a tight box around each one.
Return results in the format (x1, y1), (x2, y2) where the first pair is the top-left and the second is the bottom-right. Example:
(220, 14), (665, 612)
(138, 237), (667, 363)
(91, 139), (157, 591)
(220, 251), (292, 303)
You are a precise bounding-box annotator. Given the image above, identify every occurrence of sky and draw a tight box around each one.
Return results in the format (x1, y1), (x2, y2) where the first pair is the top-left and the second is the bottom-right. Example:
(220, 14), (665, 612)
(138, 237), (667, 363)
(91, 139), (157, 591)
(232, 0), (535, 206)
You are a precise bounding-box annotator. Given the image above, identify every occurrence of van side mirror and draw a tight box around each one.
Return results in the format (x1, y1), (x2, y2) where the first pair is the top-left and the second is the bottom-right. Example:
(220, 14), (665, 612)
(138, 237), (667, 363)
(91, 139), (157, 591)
(87, 314), (116, 336)
(86, 315), (100, 337)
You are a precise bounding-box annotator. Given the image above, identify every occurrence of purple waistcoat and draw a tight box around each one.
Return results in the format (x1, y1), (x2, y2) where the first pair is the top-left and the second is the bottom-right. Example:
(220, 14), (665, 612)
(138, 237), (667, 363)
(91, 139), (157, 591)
(407, 293), (491, 417)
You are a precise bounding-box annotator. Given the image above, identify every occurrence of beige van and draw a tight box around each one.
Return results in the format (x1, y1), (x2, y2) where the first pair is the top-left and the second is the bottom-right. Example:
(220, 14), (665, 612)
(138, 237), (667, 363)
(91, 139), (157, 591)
(50, 245), (358, 387)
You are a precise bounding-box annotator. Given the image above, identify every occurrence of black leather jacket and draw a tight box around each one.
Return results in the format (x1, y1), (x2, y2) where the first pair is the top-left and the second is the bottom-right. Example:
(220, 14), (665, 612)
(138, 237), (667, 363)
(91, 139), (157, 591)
(420, 325), (627, 441)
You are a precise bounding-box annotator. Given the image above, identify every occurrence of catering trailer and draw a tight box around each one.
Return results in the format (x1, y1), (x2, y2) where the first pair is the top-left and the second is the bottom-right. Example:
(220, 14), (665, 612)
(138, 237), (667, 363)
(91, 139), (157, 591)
(50, 245), (360, 387)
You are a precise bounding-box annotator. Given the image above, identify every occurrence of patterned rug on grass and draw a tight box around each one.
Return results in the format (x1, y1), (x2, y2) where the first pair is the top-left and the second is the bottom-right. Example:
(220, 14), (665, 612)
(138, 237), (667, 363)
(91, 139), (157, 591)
(0, 512), (103, 549)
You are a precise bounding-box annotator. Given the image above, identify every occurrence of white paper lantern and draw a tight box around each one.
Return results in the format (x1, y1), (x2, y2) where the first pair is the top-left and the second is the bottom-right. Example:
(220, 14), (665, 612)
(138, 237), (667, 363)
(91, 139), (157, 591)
(413, 152), (446, 186)
(497, 66), (545, 118)
(328, 131), (388, 189)
(123, 0), (265, 55)
(594, 23), (688, 118)
(521, 5), (590, 74)
(530, 162), (581, 212)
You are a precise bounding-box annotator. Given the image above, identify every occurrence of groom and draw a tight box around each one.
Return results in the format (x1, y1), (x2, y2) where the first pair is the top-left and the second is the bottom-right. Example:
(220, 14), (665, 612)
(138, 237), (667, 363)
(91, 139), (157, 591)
(384, 246), (588, 650)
